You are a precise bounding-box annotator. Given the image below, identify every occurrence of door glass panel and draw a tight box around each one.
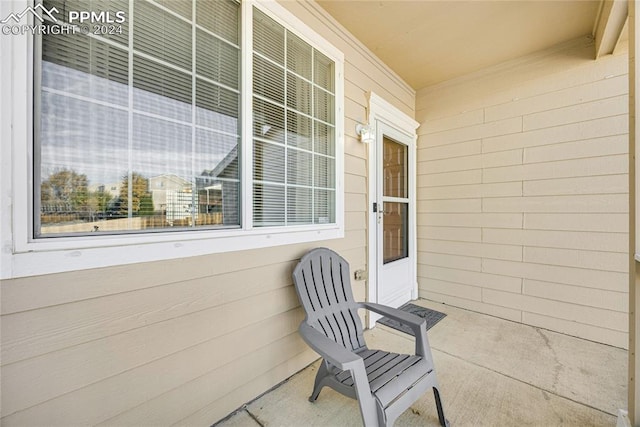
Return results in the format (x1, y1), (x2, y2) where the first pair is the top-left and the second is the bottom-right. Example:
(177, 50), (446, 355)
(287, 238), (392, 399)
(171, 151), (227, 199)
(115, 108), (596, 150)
(383, 202), (408, 263)
(383, 136), (407, 198)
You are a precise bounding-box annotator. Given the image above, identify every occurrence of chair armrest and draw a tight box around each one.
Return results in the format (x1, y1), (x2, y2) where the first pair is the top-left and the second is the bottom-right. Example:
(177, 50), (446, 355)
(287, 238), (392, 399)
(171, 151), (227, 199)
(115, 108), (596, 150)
(299, 323), (362, 371)
(359, 302), (426, 331)
(359, 302), (431, 358)
(299, 323), (377, 415)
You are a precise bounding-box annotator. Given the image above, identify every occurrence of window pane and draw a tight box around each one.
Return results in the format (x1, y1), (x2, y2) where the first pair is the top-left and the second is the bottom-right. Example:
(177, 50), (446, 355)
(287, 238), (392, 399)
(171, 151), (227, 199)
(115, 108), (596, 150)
(383, 202), (408, 264)
(314, 189), (335, 224)
(383, 137), (408, 198)
(288, 187), (312, 224)
(287, 72), (311, 115)
(195, 131), (239, 182)
(253, 8), (284, 65)
(37, 0), (241, 236)
(254, 184), (285, 226)
(253, 55), (285, 105)
(254, 141), (285, 183)
(314, 50), (334, 92)
(287, 112), (312, 151)
(131, 115), (192, 184)
(39, 95), (128, 236)
(287, 149), (313, 186)
(314, 156), (335, 189)
(196, 130), (240, 227)
(287, 32), (312, 79)
(197, 0), (239, 45)
(133, 1), (192, 70)
(115, 115), (192, 229)
(314, 87), (335, 124)
(196, 179), (239, 227)
(253, 98), (285, 144)
(314, 121), (335, 156)
(42, 32), (128, 106)
(156, 0), (191, 20)
(133, 55), (192, 122)
(195, 78), (240, 127)
(252, 6), (336, 228)
(197, 29), (240, 90)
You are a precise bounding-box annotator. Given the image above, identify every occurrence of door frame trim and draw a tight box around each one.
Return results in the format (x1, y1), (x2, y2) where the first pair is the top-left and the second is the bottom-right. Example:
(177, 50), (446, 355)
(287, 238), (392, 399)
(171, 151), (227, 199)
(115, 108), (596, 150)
(366, 92), (420, 328)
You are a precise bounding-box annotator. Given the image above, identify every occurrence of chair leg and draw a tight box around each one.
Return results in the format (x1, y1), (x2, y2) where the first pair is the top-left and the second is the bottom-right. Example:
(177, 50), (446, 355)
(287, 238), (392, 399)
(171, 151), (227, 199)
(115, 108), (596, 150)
(309, 361), (329, 402)
(433, 386), (449, 427)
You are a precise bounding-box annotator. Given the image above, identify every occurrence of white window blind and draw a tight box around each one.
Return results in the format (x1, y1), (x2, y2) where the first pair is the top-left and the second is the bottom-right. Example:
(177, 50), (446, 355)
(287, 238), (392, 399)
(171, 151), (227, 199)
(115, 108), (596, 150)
(252, 8), (336, 227)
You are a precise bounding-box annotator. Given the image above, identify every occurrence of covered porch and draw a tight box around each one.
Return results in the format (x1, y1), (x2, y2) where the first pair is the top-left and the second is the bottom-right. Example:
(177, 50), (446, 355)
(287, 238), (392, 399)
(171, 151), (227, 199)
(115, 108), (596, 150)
(0, 0), (637, 425)
(217, 300), (626, 426)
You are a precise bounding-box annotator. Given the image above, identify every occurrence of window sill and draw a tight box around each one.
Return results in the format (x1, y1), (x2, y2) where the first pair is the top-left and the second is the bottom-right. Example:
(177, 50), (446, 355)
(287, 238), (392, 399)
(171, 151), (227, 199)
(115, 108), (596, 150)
(4, 225), (343, 279)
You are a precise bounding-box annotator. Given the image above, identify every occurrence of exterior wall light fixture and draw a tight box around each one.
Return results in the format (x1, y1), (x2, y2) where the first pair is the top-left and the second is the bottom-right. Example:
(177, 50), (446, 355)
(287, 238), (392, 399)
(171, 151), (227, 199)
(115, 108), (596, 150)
(355, 123), (375, 144)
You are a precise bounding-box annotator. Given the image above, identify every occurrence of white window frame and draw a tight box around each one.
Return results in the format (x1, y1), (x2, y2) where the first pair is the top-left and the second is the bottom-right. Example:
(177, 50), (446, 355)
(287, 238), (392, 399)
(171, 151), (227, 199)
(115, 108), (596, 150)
(0, 0), (345, 279)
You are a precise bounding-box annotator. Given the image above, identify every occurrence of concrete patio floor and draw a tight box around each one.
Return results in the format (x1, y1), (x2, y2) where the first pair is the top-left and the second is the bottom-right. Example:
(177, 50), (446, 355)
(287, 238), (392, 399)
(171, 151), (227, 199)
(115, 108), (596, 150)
(216, 300), (627, 426)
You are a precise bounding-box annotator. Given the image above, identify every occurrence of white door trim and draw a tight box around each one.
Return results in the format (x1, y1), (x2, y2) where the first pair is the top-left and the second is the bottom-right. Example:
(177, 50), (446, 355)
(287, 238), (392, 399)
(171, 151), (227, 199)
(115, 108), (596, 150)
(366, 92), (420, 328)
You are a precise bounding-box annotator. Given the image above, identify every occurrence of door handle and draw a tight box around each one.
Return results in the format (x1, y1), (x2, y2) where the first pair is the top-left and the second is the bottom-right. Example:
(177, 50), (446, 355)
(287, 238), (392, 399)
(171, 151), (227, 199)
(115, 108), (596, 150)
(373, 203), (390, 215)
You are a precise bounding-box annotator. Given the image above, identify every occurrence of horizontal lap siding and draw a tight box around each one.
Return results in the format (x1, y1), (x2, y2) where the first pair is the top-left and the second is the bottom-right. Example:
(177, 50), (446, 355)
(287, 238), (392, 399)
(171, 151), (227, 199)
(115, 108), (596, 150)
(415, 37), (628, 349)
(0, 2), (415, 425)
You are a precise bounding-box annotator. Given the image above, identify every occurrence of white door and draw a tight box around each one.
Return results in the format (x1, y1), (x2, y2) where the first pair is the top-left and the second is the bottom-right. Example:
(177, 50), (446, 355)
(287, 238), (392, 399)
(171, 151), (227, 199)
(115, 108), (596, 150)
(374, 121), (415, 309)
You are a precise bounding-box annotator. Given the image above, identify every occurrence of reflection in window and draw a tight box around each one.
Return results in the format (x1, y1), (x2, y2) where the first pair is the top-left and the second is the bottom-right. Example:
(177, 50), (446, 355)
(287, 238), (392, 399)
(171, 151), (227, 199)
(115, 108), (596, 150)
(383, 202), (408, 264)
(383, 136), (409, 264)
(383, 137), (407, 198)
(37, 0), (241, 236)
(36, 1), (339, 238)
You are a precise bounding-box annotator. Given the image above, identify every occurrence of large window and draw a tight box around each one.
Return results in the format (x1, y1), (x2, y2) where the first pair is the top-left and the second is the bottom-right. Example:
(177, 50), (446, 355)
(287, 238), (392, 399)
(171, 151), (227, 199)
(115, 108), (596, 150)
(252, 9), (335, 227)
(34, 0), (338, 238)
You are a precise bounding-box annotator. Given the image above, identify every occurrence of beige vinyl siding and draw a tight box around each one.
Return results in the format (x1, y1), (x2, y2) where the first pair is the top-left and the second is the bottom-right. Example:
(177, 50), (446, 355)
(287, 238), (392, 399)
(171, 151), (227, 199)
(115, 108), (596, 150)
(416, 36), (629, 349)
(0, 2), (414, 425)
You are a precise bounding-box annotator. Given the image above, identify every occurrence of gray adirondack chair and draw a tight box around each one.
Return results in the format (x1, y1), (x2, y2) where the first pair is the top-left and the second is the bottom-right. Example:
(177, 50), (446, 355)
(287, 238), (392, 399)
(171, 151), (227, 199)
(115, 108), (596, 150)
(292, 247), (448, 427)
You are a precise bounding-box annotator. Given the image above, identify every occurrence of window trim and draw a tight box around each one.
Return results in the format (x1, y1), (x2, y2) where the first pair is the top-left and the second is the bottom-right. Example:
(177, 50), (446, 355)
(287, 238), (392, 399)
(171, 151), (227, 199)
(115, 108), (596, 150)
(0, 0), (345, 279)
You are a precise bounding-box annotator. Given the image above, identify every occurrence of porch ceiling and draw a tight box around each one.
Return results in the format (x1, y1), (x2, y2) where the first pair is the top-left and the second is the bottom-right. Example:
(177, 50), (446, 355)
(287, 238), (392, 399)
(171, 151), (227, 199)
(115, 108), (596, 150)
(316, 0), (603, 90)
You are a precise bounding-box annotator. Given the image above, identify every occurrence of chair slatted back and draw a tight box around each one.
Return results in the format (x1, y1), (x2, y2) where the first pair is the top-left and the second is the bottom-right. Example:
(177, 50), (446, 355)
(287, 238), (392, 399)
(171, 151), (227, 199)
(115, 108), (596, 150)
(293, 248), (366, 352)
